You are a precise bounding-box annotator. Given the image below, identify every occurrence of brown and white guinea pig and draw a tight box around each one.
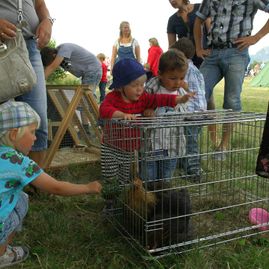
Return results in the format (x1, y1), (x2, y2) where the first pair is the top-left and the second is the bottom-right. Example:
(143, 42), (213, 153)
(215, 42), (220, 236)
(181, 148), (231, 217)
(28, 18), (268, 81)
(125, 177), (157, 219)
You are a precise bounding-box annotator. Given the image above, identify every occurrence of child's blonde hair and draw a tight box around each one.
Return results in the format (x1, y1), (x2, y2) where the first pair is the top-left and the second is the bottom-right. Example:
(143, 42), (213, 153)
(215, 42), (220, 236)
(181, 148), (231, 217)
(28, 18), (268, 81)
(118, 21), (132, 42)
(97, 53), (106, 61)
(0, 126), (37, 148)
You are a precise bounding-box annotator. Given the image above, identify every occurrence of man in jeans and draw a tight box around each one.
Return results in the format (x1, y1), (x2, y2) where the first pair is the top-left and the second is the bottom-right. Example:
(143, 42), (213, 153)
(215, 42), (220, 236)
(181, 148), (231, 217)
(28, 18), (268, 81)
(194, 0), (269, 159)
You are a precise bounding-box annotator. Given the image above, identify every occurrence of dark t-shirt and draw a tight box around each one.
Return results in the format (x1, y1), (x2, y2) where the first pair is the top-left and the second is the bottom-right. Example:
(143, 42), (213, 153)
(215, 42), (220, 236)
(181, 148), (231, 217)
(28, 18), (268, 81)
(167, 3), (207, 68)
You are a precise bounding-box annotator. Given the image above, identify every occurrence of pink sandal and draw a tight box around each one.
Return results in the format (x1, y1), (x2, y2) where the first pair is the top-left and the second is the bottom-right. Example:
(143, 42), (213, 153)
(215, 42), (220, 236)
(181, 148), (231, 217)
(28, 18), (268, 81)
(0, 245), (29, 268)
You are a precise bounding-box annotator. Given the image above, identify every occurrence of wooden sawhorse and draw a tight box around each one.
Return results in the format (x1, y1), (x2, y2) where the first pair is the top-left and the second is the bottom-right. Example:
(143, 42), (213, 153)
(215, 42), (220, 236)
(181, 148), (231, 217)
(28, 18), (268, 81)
(44, 85), (101, 168)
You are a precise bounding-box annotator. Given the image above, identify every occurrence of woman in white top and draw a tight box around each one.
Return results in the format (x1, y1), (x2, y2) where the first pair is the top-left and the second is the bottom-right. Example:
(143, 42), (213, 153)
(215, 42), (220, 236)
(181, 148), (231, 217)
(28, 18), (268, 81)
(110, 21), (141, 71)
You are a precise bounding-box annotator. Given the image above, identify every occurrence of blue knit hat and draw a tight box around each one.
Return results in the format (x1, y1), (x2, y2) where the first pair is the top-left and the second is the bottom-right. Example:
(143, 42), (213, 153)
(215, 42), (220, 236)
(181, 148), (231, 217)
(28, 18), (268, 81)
(0, 101), (40, 138)
(109, 58), (146, 89)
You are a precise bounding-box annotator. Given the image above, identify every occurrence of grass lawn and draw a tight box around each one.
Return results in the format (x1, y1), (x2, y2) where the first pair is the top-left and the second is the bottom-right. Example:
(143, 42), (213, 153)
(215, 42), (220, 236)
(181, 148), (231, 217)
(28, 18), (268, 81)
(16, 79), (269, 269)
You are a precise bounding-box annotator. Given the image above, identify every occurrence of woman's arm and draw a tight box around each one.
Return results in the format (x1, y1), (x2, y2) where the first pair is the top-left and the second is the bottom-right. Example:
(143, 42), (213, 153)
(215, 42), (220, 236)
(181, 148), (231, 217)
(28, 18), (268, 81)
(34, 0), (52, 49)
(135, 44), (141, 63)
(194, 17), (210, 58)
(168, 33), (177, 48)
(110, 45), (118, 72)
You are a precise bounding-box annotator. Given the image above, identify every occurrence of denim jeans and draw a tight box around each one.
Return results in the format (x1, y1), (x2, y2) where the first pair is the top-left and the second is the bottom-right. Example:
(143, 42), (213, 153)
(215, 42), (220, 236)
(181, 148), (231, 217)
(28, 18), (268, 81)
(82, 70), (102, 99)
(179, 126), (201, 175)
(200, 47), (250, 111)
(140, 150), (177, 181)
(16, 39), (48, 151)
(99, 81), (107, 103)
(0, 192), (28, 244)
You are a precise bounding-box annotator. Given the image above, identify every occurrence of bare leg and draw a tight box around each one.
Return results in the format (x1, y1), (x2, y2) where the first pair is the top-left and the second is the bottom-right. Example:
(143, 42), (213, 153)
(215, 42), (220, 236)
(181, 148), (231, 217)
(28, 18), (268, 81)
(0, 232), (16, 256)
(218, 123), (232, 151)
(207, 95), (218, 147)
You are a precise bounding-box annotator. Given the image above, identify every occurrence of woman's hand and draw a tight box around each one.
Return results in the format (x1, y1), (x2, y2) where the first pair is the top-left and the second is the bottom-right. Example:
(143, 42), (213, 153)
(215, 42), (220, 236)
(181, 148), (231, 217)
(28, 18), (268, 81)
(0, 19), (17, 40)
(35, 19), (52, 49)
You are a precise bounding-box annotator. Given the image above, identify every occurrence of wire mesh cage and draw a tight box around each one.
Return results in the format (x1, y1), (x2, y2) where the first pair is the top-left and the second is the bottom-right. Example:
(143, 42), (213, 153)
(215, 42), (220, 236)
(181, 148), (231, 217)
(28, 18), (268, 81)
(101, 110), (267, 257)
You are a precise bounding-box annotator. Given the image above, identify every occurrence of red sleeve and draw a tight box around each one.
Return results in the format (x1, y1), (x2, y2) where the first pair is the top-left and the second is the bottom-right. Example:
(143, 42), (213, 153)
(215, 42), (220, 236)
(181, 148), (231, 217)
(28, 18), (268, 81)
(99, 92), (118, 119)
(142, 92), (177, 108)
(147, 47), (154, 67)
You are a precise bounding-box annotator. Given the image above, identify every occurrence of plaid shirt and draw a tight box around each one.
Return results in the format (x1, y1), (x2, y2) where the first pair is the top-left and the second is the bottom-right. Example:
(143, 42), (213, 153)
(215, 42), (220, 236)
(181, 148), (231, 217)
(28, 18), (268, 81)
(185, 60), (207, 112)
(197, 0), (269, 45)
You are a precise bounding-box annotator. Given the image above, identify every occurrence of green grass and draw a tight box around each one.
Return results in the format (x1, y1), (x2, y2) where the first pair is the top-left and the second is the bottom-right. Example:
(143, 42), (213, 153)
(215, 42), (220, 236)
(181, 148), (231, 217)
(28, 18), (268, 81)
(14, 80), (269, 268)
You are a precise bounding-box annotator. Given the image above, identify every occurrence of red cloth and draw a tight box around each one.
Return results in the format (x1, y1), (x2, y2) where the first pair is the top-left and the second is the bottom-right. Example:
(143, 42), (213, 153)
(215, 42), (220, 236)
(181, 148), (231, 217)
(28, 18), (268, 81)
(147, 46), (163, 77)
(99, 90), (177, 152)
(100, 62), (108, 82)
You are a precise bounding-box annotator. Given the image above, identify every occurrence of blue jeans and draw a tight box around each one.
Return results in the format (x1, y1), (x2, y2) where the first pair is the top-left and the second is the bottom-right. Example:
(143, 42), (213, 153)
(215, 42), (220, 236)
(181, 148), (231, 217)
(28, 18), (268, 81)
(99, 81), (107, 103)
(0, 193), (28, 244)
(179, 126), (201, 175)
(140, 150), (177, 181)
(82, 70), (102, 99)
(16, 39), (48, 151)
(200, 48), (250, 111)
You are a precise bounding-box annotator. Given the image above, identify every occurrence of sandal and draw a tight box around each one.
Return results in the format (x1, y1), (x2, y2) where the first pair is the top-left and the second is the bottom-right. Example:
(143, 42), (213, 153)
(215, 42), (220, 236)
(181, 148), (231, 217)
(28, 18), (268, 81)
(0, 245), (29, 268)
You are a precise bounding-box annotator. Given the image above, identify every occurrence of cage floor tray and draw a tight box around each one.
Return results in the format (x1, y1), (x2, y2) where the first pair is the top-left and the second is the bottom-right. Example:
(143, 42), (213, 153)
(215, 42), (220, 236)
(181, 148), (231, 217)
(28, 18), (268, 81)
(49, 146), (100, 168)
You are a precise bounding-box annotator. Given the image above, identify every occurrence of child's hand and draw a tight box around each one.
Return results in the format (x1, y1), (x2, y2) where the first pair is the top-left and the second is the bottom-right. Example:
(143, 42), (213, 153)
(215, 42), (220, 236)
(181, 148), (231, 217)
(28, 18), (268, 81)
(87, 181), (102, 194)
(176, 92), (196, 104)
(112, 111), (137, 120)
(143, 108), (155, 117)
(181, 81), (189, 92)
(123, 113), (137, 120)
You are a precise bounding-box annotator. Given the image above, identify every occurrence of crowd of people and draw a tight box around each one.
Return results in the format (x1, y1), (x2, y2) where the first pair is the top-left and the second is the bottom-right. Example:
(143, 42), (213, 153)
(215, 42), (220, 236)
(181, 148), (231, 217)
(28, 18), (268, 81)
(1, 0), (269, 267)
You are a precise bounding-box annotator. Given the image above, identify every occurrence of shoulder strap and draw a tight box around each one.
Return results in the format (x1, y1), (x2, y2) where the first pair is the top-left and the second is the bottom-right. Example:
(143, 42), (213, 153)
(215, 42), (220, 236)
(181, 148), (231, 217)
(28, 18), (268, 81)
(17, 0), (24, 26)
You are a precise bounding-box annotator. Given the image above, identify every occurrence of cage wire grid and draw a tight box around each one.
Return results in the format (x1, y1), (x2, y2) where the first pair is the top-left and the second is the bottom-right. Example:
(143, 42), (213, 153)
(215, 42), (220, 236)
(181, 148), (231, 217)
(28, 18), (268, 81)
(101, 110), (268, 258)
